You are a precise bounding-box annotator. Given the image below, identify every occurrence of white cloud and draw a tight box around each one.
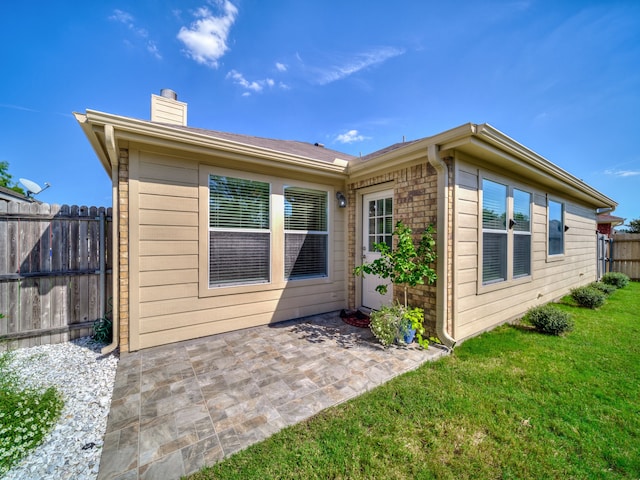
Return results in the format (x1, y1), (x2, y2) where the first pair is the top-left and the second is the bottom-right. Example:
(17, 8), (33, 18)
(313, 47), (405, 85)
(335, 130), (369, 144)
(147, 41), (162, 60)
(109, 9), (162, 59)
(177, 1), (238, 68)
(604, 169), (640, 177)
(275, 62), (287, 72)
(226, 70), (287, 95)
(227, 70), (264, 92)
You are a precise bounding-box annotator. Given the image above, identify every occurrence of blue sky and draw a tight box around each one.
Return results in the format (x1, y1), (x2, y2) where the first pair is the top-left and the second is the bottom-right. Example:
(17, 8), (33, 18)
(1, 1), (639, 223)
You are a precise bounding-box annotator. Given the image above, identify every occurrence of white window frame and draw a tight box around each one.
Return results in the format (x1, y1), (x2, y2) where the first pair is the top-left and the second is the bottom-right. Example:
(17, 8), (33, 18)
(478, 175), (533, 293)
(198, 165), (334, 298)
(546, 197), (565, 261)
(207, 174), (272, 289)
(283, 185), (329, 281)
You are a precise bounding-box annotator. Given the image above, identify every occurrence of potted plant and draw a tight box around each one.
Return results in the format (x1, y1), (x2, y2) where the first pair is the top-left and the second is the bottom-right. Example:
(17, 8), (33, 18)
(354, 220), (437, 348)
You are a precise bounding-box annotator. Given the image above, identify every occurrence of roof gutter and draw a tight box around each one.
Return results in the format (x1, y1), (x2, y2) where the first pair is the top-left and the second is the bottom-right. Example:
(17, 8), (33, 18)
(427, 143), (457, 349)
(100, 124), (120, 355)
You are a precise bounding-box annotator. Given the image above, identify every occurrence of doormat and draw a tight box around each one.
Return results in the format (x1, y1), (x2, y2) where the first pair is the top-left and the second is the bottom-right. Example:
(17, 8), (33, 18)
(340, 309), (370, 328)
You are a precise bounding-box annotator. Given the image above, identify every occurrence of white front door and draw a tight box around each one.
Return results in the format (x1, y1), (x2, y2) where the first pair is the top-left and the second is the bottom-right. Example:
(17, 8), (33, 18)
(361, 191), (394, 310)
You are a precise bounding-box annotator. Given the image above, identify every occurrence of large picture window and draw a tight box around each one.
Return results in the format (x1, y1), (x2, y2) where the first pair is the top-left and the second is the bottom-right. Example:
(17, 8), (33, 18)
(481, 178), (532, 286)
(209, 175), (270, 287)
(284, 186), (328, 279)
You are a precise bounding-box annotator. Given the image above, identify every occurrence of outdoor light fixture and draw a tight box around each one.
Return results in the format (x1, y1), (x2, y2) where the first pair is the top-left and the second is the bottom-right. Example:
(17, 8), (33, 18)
(336, 191), (347, 208)
(564, 225), (570, 232)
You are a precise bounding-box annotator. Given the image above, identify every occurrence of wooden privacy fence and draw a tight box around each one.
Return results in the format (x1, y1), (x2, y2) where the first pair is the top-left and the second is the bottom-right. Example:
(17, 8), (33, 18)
(611, 233), (640, 280)
(0, 202), (112, 350)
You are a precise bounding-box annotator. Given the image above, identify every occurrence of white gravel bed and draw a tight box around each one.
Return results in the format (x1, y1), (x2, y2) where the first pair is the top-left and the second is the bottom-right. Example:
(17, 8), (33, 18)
(3, 337), (118, 480)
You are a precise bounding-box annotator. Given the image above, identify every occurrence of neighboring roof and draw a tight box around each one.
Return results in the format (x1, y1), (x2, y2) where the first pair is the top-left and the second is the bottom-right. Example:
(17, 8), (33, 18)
(0, 185), (32, 203)
(597, 213), (625, 226)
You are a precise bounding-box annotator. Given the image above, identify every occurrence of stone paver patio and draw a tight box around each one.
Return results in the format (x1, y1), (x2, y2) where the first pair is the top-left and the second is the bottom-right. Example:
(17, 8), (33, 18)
(98, 311), (448, 479)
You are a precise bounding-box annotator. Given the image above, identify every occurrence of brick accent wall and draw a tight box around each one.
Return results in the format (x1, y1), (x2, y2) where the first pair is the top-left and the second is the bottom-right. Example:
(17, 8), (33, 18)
(118, 149), (130, 353)
(347, 162), (441, 335)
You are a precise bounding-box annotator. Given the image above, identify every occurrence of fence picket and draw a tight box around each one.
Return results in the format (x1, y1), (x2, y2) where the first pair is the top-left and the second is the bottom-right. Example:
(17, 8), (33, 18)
(612, 233), (640, 280)
(0, 201), (112, 350)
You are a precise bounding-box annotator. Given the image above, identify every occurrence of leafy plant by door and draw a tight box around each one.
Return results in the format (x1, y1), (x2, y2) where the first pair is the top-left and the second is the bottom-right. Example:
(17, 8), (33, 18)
(354, 220), (437, 347)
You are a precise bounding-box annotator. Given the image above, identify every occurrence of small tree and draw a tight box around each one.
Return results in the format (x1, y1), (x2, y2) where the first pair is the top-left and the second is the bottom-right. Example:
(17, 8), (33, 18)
(354, 220), (437, 309)
(626, 218), (640, 234)
(0, 161), (25, 195)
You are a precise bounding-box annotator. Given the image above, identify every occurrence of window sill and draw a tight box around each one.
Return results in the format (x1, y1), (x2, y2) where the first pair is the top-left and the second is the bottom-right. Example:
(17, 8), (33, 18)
(477, 274), (532, 295)
(546, 254), (565, 263)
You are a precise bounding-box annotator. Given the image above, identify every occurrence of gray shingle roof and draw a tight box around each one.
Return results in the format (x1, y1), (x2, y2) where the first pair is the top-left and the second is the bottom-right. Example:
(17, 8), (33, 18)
(165, 124), (357, 164)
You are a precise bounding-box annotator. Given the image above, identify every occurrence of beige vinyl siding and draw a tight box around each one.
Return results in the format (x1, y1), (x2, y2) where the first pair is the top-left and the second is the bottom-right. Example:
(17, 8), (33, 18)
(129, 149), (346, 350)
(453, 159), (597, 341)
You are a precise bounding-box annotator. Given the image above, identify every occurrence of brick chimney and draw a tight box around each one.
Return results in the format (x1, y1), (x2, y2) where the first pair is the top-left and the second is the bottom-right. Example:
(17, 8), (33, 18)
(150, 89), (187, 126)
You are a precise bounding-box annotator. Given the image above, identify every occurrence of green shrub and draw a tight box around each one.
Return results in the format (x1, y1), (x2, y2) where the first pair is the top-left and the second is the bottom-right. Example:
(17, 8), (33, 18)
(525, 304), (574, 336)
(589, 282), (617, 296)
(571, 286), (606, 309)
(369, 304), (404, 347)
(601, 272), (630, 289)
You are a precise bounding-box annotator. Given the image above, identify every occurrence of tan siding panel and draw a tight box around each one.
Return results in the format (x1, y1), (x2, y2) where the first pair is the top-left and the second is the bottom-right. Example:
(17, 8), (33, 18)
(140, 210), (198, 227)
(139, 268), (198, 287)
(140, 225), (198, 241)
(457, 227), (478, 243)
(458, 169), (478, 189)
(139, 194), (198, 213)
(457, 198), (477, 215)
(139, 255), (198, 272)
(139, 161), (198, 185)
(456, 267), (477, 285)
(139, 241), (198, 256)
(139, 182), (197, 198)
(140, 281), (345, 318)
(457, 241), (477, 257)
(139, 283), (198, 302)
(457, 212), (477, 229)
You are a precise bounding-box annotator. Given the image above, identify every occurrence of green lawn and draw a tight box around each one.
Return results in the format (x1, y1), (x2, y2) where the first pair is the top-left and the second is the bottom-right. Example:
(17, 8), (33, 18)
(187, 282), (640, 480)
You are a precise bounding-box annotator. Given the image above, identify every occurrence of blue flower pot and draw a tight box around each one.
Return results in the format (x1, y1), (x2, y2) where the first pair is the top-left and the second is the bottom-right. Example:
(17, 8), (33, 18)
(402, 327), (416, 344)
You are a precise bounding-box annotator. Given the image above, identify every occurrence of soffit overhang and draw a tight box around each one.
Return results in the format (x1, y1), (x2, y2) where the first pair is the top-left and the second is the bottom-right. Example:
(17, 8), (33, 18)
(74, 110), (350, 180)
(441, 124), (616, 209)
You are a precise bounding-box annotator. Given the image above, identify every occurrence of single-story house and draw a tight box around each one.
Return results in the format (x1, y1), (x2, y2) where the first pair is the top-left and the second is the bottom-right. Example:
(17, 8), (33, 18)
(0, 185), (32, 204)
(75, 90), (617, 353)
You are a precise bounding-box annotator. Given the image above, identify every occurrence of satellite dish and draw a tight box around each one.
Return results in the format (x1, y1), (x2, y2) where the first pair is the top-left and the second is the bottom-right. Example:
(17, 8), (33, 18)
(19, 178), (51, 197)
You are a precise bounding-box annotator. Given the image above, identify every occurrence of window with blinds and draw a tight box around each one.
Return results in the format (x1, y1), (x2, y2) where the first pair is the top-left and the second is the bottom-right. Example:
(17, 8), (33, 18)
(209, 175), (270, 287)
(284, 186), (328, 280)
(513, 189), (532, 277)
(481, 179), (532, 286)
(482, 179), (508, 284)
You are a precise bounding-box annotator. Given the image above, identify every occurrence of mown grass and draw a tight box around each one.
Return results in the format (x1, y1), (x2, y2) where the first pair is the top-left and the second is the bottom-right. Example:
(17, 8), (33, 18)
(0, 348), (64, 476)
(187, 282), (640, 479)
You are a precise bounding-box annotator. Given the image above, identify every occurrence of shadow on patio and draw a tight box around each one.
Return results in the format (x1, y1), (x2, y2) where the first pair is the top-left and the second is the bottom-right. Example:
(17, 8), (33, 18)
(98, 311), (448, 480)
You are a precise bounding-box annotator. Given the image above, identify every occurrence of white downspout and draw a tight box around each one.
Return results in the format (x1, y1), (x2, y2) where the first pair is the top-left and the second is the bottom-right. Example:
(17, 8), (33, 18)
(101, 124), (120, 355)
(427, 144), (457, 349)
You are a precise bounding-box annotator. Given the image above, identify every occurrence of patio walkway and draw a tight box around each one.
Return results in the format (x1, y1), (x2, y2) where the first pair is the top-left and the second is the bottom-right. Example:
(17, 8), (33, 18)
(98, 311), (449, 479)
